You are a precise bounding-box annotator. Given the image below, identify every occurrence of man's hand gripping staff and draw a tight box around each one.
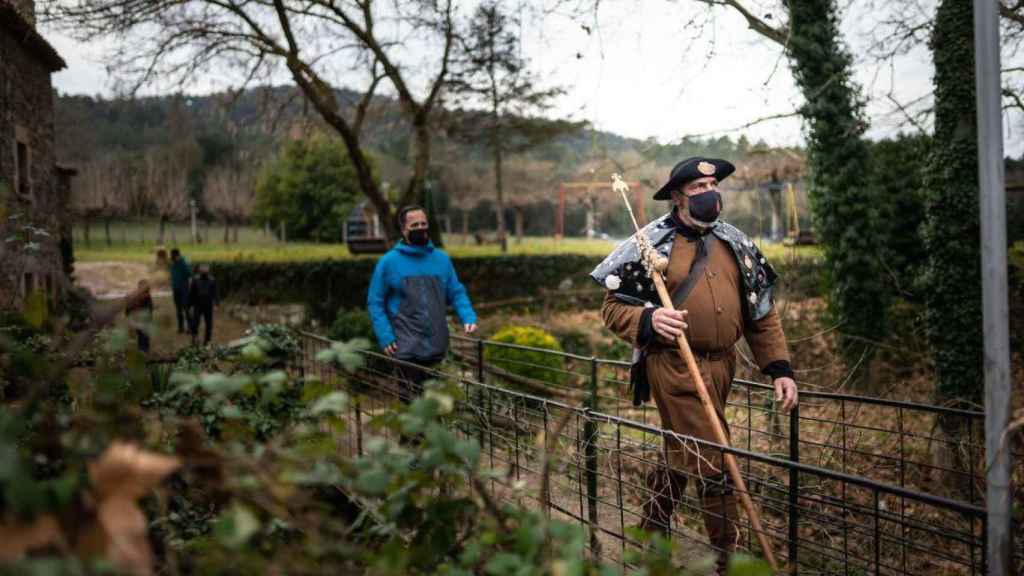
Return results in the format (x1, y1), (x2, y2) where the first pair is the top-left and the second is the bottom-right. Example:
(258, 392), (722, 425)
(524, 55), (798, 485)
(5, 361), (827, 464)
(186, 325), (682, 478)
(611, 174), (780, 572)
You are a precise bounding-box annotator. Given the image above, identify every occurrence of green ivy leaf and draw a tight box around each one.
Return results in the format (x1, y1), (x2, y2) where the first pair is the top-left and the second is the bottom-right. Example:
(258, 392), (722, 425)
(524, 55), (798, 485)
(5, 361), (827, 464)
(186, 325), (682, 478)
(355, 469), (389, 495)
(451, 440), (480, 467)
(308, 391), (349, 416)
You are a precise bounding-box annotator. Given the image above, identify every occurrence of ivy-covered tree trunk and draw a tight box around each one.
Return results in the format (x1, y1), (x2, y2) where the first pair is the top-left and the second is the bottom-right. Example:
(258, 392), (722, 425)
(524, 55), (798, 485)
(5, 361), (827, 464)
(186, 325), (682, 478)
(787, 0), (889, 380)
(923, 0), (983, 491)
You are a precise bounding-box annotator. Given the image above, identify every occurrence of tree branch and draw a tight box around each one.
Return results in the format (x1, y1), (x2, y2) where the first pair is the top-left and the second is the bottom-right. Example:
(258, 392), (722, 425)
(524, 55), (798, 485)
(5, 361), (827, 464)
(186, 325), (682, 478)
(354, 61), (385, 136)
(674, 110), (800, 140)
(694, 0), (789, 46)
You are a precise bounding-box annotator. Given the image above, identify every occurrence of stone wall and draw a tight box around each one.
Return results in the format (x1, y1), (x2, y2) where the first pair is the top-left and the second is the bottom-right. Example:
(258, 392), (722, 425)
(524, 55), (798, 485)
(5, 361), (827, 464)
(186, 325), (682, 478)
(0, 16), (62, 308)
(11, 1), (35, 26)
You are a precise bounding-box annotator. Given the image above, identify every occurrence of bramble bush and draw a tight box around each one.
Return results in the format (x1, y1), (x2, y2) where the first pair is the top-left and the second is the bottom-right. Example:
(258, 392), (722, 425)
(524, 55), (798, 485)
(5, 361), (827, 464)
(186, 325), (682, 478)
(329, 308), (376, 344)
(0, 306), (772, 576)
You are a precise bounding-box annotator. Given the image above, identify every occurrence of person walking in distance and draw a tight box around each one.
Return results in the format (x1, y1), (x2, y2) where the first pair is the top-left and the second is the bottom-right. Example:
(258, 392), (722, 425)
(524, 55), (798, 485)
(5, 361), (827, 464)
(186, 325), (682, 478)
(188, 264), (218, 345)
(367, 205), (478, 402)
(169, 248), (192, 334)
(125, 279), (154, 353)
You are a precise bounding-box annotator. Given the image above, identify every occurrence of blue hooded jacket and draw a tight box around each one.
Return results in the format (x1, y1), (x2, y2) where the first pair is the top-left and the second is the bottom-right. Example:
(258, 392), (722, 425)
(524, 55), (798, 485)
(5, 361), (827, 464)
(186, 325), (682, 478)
(367, 241), (477, 362)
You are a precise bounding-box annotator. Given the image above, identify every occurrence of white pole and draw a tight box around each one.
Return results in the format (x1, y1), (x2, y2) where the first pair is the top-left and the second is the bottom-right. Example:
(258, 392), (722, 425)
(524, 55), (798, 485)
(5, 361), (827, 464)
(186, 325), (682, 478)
(973, 1), (1013, 574)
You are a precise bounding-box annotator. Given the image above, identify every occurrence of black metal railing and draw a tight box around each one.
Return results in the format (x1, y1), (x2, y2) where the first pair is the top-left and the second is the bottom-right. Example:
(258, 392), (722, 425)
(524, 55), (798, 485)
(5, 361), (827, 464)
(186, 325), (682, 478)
(294, 332), (1022, 575)
(445, 334), (999, 507)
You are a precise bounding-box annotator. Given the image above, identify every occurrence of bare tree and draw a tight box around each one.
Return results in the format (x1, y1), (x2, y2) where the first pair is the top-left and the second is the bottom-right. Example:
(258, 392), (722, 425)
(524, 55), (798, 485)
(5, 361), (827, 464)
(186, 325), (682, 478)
(502, 156), (559, 243)
(203, 154), (255, 244)
(444, 1), (576, 252)
(44, 0), (459, 242)
(434, 147), (485, 242)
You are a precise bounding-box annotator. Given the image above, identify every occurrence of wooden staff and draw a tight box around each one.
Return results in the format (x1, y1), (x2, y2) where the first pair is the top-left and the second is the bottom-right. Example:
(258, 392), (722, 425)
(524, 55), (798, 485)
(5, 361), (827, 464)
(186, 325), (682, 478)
(611, 175), (779, 571)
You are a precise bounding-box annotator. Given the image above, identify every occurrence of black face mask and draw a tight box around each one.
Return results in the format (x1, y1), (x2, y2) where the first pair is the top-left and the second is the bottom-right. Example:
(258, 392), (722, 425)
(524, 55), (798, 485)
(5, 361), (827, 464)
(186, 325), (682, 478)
(687, 190), (722, 223)
(407, 228), (430, 246)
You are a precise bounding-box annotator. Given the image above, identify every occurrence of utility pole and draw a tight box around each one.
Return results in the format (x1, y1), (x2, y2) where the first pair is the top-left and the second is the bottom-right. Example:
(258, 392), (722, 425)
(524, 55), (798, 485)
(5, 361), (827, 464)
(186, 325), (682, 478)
(973, 0), (1013, 574)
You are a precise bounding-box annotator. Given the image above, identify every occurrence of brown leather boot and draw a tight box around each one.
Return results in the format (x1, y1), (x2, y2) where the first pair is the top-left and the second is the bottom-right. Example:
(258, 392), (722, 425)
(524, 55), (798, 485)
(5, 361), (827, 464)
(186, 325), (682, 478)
(700, 474), (740, 574)
(638, 467), (687, 536)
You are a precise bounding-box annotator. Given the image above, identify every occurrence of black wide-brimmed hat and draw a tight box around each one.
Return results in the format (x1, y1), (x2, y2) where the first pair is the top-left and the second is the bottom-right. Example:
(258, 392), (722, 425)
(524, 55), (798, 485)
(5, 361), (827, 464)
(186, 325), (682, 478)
(653, 157), (735, 200)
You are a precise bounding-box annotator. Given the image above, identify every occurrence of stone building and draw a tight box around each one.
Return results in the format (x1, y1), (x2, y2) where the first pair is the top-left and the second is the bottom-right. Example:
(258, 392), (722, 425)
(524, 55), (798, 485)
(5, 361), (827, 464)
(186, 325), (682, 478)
(0, 0), (71, 310)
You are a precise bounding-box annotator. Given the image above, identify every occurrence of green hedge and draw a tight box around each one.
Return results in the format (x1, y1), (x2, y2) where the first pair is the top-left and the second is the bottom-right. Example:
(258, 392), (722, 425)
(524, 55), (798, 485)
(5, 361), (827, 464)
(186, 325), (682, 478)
(208, 255), (604, 325)
(206, 253), (825, 325)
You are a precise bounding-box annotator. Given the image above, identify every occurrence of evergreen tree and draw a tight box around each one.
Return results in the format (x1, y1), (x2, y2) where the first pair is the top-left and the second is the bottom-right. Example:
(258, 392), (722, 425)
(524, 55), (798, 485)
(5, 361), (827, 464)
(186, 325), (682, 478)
(253, 137), (367, 242)
(922, 0), (983, 412)
(446, 1), (578, 252)
(788, 0), (889, 375)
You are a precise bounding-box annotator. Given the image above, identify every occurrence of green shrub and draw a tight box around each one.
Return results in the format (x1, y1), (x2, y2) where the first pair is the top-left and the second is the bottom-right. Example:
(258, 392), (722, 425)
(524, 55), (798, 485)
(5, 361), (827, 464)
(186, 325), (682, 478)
(485, 326), (566, 386)
(252, 136), (367, 242)
(329, 309), (375, 344)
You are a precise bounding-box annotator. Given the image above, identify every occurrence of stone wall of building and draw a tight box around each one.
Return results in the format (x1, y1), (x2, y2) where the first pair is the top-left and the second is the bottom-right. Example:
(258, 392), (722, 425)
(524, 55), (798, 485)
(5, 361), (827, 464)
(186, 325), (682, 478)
(11, 0), (34, 27)
(0, 14), (63, 309)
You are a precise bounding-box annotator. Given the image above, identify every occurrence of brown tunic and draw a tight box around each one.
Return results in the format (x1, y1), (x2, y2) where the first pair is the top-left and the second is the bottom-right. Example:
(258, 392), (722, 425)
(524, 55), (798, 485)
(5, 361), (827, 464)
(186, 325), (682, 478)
(602, 233), (790, 473)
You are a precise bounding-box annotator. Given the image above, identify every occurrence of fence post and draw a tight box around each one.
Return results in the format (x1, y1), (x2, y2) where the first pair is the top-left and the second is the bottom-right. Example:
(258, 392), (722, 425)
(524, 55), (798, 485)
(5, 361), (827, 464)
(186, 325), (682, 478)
(584, 358), (600, 558)
(476, 338), (486, 448)
(476, 338), (485, 383)
(788, 404), (800, 572)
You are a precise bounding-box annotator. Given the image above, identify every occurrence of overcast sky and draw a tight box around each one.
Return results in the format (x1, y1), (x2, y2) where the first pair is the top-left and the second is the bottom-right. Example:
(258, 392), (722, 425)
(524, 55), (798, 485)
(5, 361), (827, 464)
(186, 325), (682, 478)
(39, 0), (1024, 156)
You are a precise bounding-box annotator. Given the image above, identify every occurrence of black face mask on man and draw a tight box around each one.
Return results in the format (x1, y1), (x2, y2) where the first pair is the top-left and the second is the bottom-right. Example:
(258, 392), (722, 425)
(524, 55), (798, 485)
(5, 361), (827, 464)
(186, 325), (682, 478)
(687, 190), (723, 224)
(407, 228), (430, 246)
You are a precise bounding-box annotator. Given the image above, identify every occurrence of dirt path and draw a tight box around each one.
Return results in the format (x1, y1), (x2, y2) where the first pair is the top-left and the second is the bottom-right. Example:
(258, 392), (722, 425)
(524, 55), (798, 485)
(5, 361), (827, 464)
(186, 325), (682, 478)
(76, 261), (252, 355)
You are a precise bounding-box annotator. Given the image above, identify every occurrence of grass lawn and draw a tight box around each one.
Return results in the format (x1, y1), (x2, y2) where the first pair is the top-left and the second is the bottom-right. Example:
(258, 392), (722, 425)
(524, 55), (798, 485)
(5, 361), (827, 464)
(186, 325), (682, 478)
(73, 222), (822, 263)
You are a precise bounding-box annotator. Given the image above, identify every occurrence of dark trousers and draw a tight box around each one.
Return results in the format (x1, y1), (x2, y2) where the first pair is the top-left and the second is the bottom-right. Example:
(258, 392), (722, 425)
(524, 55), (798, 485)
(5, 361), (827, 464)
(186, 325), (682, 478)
(136, 329), (150, 353)
(191, 305), (213, 344)
(394, 360), (438, 404)
(640, 467), (739, 572)
(173, 288), (189, 332)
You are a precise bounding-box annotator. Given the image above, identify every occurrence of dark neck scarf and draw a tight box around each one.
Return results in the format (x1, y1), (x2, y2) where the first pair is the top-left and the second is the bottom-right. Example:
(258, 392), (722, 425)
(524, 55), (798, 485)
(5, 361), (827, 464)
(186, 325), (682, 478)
(670, 208), (709, 240)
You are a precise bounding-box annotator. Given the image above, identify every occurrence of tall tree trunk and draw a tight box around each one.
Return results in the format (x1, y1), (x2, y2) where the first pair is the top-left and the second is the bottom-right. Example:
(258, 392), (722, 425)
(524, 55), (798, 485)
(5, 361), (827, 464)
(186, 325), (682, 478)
(284, 63), (398, 242)
(492, 121), (507, 253)
(788, 0), (887, 384)
(924, 0), (982, 496)
(158, 216), (167, 245)
(223, 218), (230, 244)
(514, 206), (524, 245)
(104, 217), (112, 246)
(403, 117), (443, 247)
(232, 222), (239, 243)
(83, 218), (91, 248)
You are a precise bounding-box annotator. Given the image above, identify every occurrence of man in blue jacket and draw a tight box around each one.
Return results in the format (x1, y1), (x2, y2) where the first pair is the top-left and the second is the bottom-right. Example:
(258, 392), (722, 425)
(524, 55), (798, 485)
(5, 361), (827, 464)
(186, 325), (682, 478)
(367, 205), (477, 402)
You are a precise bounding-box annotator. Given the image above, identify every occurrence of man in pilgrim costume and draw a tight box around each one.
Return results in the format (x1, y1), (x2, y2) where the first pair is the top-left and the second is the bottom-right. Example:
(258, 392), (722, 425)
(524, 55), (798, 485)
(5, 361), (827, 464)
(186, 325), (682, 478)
(591, 157), (798, 571)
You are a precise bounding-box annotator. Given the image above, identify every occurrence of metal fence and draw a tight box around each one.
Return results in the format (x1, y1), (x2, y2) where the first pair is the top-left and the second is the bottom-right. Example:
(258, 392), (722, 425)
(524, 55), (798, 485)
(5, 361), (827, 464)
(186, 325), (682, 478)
(294, 332), (1022, 575)
(445, 335), (1003, 507)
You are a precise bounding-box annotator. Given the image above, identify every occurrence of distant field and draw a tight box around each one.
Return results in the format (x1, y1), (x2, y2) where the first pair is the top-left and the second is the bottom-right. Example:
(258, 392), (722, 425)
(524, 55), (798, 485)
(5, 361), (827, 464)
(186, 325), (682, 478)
(72, 222), (822, 263)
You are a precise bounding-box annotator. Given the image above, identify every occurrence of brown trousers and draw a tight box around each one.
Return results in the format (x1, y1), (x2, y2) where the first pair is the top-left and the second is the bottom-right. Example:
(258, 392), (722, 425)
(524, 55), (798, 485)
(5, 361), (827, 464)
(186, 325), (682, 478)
(640, 348), (741, 566)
